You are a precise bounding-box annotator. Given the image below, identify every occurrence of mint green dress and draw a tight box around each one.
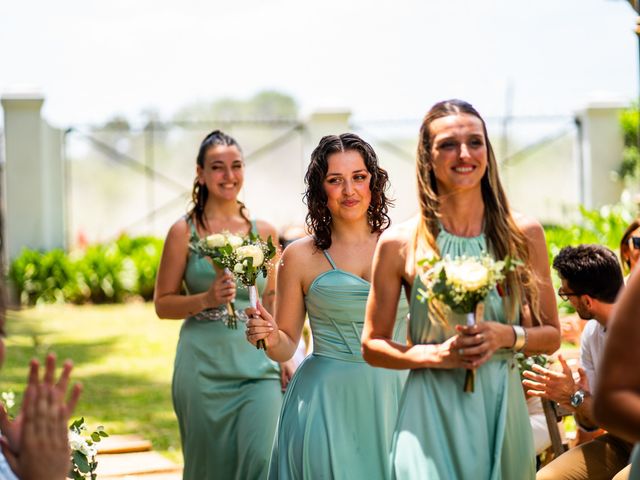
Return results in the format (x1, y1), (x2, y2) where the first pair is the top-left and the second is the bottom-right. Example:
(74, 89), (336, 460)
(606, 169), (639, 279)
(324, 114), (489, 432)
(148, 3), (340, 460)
(172, 218), (282, 480)
(630, 445), (640, 480)
(390, 229), (535, 480)
(268, 251), (409, 480)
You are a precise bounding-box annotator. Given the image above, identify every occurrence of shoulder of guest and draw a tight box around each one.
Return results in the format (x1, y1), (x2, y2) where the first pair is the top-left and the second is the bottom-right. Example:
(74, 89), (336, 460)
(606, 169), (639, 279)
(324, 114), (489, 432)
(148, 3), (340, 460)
(580, 319), (601, 345)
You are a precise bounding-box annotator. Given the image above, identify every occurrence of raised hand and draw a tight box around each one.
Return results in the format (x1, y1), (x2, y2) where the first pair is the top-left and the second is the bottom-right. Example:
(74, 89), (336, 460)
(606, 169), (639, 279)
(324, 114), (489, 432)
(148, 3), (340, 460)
(0, 353), (82, 480)
(522, 354), (578, 408)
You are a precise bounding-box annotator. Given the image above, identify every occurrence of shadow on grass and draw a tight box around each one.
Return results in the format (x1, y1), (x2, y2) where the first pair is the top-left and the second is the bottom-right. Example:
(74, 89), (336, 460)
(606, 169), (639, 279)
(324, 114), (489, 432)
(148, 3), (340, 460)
(3, 337), (120, 378)
(73, 371), (180, 454)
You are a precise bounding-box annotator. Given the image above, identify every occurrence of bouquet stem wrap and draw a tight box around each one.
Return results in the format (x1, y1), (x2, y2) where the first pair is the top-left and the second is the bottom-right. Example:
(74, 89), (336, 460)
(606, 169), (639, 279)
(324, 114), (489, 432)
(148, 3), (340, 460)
(463, 311), (476, 393)
(223, 268), (238, 329)
(249, 285), (267, 350)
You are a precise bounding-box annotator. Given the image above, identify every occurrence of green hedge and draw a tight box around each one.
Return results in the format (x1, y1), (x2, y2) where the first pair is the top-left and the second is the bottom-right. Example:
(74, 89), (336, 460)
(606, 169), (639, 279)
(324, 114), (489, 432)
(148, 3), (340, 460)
(544, 205), (633, 264)
(9, 235), (163, 306)
(7, 205), (637, 307)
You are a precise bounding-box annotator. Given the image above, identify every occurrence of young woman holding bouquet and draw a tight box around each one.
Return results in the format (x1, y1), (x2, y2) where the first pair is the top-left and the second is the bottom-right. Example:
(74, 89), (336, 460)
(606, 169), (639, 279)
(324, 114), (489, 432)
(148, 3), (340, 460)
(361, 100), (561, 479)
(245, 133), (408, 479)
(154, 130), (293, 480)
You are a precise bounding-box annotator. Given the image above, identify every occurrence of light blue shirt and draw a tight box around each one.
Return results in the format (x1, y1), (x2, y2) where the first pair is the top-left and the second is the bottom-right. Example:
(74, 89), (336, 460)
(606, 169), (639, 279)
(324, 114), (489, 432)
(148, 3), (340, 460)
(0, 451), (17, 480)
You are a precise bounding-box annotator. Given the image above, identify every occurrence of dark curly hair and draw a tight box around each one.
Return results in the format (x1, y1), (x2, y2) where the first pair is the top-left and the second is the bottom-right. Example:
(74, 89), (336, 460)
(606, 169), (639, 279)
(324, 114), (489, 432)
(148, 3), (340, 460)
(553, 244), (623, 303)
(188, 130), (250, 230)
(303, 133), (392, 250)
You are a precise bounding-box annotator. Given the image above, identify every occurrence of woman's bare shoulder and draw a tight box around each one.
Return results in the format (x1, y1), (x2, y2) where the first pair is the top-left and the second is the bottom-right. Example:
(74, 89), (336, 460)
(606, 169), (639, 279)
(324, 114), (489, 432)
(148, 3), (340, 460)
(379, 218), (416, 246)
(166, 217), (190, 241)
(281, 235), (317, 262)
(512, 212), (545, 241)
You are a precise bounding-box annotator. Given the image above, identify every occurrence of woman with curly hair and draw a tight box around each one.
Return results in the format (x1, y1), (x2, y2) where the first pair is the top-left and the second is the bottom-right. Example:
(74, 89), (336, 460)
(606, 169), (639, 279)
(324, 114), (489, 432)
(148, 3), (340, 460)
(361, 100), (561, 479)
(154, 130), (293, 479)
(245, 133), (408, 479)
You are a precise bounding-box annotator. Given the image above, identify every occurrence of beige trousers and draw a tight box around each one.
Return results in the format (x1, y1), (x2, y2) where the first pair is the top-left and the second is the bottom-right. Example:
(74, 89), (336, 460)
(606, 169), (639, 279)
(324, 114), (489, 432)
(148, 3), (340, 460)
(537, 433), (633, 480)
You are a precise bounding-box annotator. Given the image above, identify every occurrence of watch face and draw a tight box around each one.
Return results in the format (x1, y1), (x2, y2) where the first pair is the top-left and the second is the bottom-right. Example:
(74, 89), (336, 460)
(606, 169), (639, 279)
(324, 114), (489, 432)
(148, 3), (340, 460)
(571, 390), (584, 408)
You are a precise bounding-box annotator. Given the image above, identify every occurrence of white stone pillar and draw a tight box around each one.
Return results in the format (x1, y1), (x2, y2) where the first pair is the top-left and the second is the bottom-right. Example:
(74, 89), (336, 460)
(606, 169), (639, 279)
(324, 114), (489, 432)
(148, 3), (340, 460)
(1, 91), (66, 259)
(575, 100), (626, 209)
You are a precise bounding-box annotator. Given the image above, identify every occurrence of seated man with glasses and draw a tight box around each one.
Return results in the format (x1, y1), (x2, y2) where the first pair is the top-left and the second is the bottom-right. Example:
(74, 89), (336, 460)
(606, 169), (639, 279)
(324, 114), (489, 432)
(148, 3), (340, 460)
(523, 244), (632, 479)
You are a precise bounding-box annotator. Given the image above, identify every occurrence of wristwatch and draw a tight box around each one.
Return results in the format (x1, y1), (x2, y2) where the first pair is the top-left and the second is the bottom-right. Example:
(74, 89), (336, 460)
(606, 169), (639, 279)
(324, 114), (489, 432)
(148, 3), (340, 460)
(570, 389), (586, 408)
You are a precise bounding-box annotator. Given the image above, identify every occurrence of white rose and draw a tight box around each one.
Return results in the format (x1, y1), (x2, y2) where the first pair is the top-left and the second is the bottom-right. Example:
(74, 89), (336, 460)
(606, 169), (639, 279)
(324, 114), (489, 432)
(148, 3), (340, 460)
(205, 234), (226, 248)
(226, 234), (244, 249)
(235, 245), (264, 267)
(82, 442), (98, 458)
(234, 263), (245, 273)
(68, 431), (86, 452)
(446, 262), (489, 291)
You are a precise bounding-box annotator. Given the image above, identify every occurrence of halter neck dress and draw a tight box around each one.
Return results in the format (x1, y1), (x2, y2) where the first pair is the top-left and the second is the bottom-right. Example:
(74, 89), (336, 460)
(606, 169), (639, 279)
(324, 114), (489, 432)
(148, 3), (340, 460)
(268, 250), (409, 480)
(172, 218), (282, 480)
(390, 228), (535, 479)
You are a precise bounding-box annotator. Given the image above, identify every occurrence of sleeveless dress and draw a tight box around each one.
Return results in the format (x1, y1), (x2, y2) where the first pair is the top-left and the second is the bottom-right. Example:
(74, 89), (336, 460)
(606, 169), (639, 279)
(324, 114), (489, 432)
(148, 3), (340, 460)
(268, 251), (409, 480)
(172, 218), (282, 480)
(630, 444), (640, 480)
(390, 229), (535, 480)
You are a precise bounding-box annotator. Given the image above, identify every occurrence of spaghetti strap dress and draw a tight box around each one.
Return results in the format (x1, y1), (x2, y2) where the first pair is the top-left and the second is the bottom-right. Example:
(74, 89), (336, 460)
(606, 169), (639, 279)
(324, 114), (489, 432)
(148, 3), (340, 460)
(268, 250), (409, 480)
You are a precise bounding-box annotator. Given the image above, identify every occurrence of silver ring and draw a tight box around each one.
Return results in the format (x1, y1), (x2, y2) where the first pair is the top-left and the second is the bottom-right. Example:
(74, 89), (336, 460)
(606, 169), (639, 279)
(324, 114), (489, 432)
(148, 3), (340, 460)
(458, 348), (464, 356)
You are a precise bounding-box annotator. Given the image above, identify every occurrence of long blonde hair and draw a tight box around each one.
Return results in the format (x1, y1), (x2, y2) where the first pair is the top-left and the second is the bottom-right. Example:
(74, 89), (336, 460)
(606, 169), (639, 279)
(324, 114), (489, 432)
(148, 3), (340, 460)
(413, 99), (539, 323)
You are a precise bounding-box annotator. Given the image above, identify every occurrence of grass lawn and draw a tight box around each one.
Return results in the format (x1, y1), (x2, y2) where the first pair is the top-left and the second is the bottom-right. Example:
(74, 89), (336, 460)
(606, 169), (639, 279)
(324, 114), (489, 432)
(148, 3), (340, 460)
(3, 303), (183, 463)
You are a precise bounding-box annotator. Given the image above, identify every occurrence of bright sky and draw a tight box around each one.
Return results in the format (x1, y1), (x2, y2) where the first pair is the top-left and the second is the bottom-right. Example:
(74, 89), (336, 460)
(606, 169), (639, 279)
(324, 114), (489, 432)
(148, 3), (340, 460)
(0, 0), (637, 126)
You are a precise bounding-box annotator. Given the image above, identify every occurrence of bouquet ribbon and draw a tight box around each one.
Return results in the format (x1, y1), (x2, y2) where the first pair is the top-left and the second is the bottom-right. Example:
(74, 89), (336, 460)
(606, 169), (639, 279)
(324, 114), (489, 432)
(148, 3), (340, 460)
(247, 285), (267, 351)
(463, 302), (484, 393)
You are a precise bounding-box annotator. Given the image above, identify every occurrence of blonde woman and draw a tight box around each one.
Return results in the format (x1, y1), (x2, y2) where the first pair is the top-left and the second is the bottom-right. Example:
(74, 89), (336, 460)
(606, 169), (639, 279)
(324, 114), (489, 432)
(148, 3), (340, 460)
(362, 100), (561, 479)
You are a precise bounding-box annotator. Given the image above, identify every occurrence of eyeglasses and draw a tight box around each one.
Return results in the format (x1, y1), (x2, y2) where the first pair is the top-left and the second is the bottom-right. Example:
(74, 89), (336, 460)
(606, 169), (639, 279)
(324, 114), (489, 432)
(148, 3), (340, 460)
(557, 289), (582, 302)
(631, 236), (640, 250)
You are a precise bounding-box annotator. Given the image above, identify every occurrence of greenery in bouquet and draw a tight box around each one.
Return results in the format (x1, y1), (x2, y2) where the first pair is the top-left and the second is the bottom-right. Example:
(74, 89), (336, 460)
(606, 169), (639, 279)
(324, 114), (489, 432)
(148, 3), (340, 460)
(189, 231), (276, 328)
(191, 230), (276, 286)
(417, 253), (520, 315)
(0, 391), (15, 418)
(515, 352), (551, 380)
(417, 253), (520, 393)
(68, 417), (108, 480)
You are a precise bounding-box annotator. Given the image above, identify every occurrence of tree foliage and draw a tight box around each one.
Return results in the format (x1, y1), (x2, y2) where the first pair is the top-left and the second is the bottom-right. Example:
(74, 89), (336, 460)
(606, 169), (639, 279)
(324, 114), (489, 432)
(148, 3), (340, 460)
(619, 105), (640, 180)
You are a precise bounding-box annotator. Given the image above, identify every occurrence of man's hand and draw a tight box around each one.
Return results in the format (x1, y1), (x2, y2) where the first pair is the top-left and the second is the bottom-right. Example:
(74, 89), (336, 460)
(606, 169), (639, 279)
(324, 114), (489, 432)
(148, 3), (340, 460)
(0, 354), (82, 480)
(522, 354), (583, 409)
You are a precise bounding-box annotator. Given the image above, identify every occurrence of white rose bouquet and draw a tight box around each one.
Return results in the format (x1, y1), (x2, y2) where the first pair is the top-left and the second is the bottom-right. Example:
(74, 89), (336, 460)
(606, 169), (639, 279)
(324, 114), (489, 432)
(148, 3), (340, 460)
(190, 231), (247, 329)
(418, 253), (518, 392)
(191, 231), (276, 346)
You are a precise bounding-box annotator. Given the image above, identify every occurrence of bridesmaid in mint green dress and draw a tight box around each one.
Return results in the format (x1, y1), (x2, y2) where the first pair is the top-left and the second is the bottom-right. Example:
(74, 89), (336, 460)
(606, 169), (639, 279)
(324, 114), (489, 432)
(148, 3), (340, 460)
(155, 131), (291, 480)
(362, 100), (562, 479)
(245, 133), (408, 479)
